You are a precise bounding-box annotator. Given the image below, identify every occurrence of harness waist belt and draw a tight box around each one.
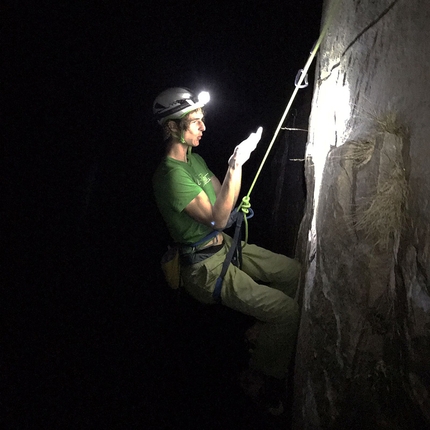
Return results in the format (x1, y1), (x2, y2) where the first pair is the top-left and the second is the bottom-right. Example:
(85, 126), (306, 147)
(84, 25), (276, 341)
(180, 243), (224, 266)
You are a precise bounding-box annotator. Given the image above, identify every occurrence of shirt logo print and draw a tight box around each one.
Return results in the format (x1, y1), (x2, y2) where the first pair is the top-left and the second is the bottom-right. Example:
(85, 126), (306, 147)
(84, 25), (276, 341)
(196, 173), (211, 187)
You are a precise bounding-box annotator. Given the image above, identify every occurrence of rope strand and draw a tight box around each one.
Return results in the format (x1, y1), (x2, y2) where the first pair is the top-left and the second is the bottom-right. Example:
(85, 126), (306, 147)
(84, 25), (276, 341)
(237, 0), (342, 244)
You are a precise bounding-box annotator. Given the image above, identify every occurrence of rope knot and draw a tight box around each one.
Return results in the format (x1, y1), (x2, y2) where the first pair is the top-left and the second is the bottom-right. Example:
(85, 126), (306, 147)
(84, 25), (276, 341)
(240, 196), (251, 215)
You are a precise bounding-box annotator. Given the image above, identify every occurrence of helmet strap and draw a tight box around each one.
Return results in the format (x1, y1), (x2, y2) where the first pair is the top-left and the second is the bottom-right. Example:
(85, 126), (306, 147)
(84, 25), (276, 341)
(180, 130), (186, 144)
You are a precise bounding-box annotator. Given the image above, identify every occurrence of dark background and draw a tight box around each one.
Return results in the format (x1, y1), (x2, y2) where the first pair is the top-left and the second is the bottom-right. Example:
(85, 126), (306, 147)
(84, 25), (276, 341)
(4, 1), (322, 428)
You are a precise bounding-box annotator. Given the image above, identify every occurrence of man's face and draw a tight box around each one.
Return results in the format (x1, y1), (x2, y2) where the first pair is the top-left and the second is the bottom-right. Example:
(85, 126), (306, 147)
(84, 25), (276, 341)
(183, 109), (206, 147)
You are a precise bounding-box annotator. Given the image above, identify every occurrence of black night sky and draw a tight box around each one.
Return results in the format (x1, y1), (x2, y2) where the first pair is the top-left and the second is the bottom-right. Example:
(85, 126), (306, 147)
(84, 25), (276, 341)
(4, 1), (322, 428)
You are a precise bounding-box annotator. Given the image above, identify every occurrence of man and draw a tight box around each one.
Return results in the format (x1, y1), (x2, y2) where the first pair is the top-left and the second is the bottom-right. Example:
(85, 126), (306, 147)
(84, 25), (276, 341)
(152, 87), (300, 414)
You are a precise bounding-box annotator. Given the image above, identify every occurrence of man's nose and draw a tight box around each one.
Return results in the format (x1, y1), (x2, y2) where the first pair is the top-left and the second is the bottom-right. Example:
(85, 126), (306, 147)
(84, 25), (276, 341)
(200, 121), (206, 131)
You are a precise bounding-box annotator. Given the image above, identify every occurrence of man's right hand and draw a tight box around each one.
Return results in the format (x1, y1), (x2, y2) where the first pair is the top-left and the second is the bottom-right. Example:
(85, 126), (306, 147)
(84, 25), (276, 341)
(228, 126), (263, 167)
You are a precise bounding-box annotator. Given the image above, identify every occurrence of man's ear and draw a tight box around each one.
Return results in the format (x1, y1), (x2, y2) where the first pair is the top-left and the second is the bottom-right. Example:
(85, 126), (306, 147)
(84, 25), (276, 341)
(167, 120), (179, 133)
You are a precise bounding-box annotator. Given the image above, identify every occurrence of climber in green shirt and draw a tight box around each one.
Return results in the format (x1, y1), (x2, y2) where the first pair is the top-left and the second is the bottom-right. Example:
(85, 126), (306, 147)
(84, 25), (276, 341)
(152, 87), (300, 415)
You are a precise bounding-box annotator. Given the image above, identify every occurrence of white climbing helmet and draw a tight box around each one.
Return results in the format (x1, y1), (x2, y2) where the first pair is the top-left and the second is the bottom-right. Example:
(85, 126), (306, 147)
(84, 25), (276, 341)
(153, 87), (210, 125)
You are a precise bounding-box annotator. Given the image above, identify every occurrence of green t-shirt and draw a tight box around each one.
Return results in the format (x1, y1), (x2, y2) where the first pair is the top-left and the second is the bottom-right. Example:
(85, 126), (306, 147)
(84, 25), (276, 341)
(152, 152), (217, 244)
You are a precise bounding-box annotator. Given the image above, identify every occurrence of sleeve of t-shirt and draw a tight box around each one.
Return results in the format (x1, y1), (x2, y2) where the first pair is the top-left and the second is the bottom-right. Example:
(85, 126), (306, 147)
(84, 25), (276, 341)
(160, 154), (215, 213)
(169, 168), (203, 212)
(172, 173), (213, 214)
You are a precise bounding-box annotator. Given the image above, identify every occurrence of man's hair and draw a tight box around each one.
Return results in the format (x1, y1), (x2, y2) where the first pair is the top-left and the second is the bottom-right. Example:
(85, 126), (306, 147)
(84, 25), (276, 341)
(162, 108), (205, 142)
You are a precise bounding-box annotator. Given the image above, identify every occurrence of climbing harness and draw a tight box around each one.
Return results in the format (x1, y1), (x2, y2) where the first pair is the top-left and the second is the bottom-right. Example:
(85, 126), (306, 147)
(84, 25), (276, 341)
(160, 229), (220, 289)
(212, 207), (254, 303)
(212, 217), (243, 303)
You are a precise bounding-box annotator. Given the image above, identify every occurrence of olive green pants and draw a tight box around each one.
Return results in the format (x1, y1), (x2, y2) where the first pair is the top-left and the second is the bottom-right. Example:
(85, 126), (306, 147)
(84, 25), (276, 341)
(181, 234), (300, 379)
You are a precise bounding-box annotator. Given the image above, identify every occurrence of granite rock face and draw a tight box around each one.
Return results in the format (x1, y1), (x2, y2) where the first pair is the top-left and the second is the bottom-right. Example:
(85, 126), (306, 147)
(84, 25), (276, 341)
(294, 0), (430, 428)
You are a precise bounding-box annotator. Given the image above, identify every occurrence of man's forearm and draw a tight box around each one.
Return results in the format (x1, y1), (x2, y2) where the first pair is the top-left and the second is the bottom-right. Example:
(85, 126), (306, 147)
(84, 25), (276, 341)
(212, 164), (242, 228)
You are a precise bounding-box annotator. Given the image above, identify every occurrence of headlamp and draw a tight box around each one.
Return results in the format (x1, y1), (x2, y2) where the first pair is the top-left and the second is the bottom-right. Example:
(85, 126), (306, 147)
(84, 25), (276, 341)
(198, 91), (210, 105)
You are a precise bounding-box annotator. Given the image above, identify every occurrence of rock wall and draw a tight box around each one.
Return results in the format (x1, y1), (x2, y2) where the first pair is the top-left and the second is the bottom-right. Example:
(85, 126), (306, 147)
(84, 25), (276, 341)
(294, 0), (430, 428)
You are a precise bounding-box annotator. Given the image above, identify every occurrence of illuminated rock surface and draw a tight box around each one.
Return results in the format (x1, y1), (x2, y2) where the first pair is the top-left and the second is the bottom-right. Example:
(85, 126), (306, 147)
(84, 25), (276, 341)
(294, 0), (430, 428)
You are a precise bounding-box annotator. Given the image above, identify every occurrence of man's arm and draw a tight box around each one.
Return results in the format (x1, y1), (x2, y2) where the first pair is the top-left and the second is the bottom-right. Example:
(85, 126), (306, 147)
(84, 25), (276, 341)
(210, 175), (221, 196)
(183, 162), (241, 229)
(184, 127), (262, 230)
